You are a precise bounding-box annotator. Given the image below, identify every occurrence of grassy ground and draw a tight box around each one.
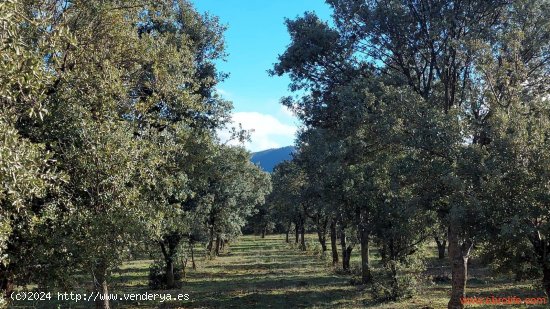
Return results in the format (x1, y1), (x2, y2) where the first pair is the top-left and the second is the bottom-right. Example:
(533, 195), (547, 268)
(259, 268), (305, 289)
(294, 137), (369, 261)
(10, 234), (548, 308)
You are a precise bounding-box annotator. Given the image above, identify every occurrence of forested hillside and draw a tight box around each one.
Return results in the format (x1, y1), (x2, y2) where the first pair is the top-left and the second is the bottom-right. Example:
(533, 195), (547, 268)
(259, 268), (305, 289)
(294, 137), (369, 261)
(251, 146), (295, 172)
(2, 1), (550, 309)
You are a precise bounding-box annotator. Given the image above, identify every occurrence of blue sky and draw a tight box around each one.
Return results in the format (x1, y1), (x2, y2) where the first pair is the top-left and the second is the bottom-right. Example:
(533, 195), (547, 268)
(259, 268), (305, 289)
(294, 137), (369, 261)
(193, 0), (332, 152)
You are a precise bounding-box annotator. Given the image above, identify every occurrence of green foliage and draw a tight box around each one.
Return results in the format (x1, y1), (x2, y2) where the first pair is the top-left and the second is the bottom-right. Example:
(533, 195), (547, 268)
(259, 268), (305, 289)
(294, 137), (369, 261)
(204, 146), (272, 243)
(148, 262), (183, 290)
(481, 99), (550, 283)
(0, 1), (272, 308)
(370, 258), (425, 302)
(0, 0), (72, 121)
(271, 0), (550, 305)
(0, 119), (60, 266)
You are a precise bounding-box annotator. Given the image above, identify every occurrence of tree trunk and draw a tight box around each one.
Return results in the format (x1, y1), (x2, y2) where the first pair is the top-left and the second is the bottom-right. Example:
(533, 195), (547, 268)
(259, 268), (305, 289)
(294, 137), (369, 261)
(159, 241), (176, 288)
(295, 222), (299, 244)
(316, 217), (328, 253)
(436, 237), (447, 259)
(215, 234), (221, 256)
(181, 257), (187, 279)
(529, 234), (550, 298)
(300, 221), (306, 251)
(330, 219), (339, 265)
(317, 230), (327, 253)
(93, 261), (110, 309)
(343, 246), (353, 271)
(207, 226), (214, 255)
(165, 259), (175, 288)
(340, 226), (347, 270)
(340, 225), (351, 271)
(261, 227), (266, 238)
(359, 223), (372, 283)
(447, 225), (473, 309)
(543, 263), (550, 299)
(0, 266), (14, 303)
(285, 221), (291, 243)
(389, 260), (399, 299)
(190, 244), (196, 270)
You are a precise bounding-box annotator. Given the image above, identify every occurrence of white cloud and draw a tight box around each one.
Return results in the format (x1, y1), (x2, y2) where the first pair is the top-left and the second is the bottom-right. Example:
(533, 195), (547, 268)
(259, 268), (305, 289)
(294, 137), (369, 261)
(217, 88), (233, 99)
(280, 105), (296, 118)
(218, 112), (297, 152)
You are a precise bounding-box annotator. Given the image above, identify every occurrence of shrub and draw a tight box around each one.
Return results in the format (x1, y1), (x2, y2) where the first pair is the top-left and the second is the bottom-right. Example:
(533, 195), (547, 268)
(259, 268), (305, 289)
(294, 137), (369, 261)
(148, 262), (183, 290)
(370, 258), (425, 301)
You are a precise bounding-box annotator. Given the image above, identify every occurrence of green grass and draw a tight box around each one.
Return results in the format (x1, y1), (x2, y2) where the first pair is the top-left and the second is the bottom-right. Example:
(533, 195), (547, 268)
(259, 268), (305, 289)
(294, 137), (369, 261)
(10, 234), (548, 308)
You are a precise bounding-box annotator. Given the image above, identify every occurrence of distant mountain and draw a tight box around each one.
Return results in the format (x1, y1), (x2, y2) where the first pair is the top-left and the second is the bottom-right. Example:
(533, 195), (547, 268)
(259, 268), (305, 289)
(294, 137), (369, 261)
(251, 146), (295, 172)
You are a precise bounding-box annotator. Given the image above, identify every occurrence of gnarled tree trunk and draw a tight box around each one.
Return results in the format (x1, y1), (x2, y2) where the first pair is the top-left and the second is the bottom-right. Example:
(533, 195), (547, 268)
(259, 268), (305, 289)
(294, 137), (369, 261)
(447, 224), (473, 309)
(159, 242), (175, 288)
(159, 232), (181, 288)
(316, 218), (328, 253)
(340, 225), (352, 271)
(93, 261), (110, 309)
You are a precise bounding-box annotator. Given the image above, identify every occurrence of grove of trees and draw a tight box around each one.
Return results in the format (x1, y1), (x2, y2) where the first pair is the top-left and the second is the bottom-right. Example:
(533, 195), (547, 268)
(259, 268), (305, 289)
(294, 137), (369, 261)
(3, 0), (550, 309)
(265, 0), (550, 308)
(0, 1), (270, 308)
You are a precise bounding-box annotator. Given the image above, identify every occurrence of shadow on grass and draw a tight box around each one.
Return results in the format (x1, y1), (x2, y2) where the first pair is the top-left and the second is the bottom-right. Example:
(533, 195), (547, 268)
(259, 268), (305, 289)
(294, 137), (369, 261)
(179, 286), (357, 309)
(203, 261), (321, 272)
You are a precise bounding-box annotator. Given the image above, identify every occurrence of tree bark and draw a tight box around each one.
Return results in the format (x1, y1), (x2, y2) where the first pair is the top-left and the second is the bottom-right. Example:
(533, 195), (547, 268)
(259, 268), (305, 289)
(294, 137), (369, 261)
(436, 236), (447, 259)
(447, 225), (473, 309)
(160, 242), (175, 288)
(344, 246), (353, 271)
(285, 221), (291, 243)
(340, 225), (347, 270)
(300, 220), (306, 251)
(159, 238), (178, 289)
(389, 260), (399, 299)
(359, 223), (372, 283)
(330, 219), (339, 265)
(215, 234), (221, 256)
(93, 261), (110, 309)
(317, 229), (327, 253)
(285, 229), (290, 243)
(165, 259), (175, 288)
(207, 226), (214, 255)
(261, 227), (266, 238)
(340, 225), (351, 271)
(295, 222), (299, 244)
(190, 243), (196, 270)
